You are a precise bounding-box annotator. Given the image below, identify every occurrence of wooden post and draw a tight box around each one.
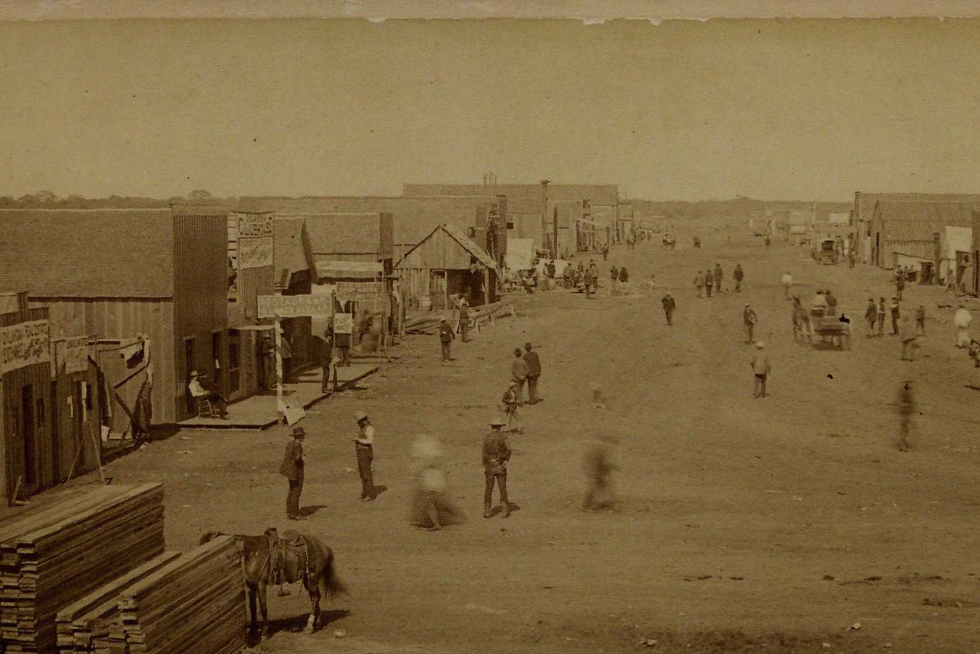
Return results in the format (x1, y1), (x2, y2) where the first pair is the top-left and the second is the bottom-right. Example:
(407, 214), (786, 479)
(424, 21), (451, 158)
(274, 313), (284, 423)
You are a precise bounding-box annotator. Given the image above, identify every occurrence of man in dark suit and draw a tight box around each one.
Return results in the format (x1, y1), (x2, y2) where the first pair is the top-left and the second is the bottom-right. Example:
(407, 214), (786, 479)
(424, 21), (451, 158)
(319, 323), (334, 393)
(523, 342), (542, 404)
(279, 427), (306, 520)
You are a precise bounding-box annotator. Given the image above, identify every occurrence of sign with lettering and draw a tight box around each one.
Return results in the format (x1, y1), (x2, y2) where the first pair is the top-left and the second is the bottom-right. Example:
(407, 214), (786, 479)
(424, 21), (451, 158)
(64, 336), (90, 374)
(258, 294), (333, 319)
(1, 320), (50, 374)
(335, 281), (383, 301)
(333, 313), (353, 334)
(237, 213), (274, 269)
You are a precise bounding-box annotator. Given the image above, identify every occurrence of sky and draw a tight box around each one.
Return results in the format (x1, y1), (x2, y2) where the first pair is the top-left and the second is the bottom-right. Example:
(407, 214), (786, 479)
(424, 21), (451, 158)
(2, 18), (980, 202)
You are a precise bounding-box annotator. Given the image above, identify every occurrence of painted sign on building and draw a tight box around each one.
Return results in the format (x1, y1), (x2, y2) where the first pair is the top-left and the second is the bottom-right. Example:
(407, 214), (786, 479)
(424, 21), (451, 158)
(64, 336), (90, 374)
(2, 319), (50, 373)
(258, 294), (333, 319)
(336, 282), (383, 302)
(237, 213), (274, 270)
(333, 313), (353, 334)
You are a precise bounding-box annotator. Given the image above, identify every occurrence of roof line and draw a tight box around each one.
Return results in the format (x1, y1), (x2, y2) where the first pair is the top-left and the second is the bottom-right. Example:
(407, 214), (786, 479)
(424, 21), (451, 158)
(0, 207), (170, 213)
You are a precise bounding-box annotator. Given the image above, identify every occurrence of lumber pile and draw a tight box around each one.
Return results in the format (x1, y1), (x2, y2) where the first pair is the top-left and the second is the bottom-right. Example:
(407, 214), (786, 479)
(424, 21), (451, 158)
(108, 535), (245, 654)
(55, 552), (181, 653)
(0, 484), (165, 653)
(404, 300), (514, 335)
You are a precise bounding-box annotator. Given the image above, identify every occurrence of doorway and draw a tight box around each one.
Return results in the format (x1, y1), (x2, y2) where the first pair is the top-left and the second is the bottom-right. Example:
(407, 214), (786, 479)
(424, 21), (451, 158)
(21, 385), (36, 487)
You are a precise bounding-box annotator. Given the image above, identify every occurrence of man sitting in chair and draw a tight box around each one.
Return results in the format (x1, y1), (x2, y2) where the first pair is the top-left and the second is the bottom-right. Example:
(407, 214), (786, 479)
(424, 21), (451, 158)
(188, 370), (229, 419)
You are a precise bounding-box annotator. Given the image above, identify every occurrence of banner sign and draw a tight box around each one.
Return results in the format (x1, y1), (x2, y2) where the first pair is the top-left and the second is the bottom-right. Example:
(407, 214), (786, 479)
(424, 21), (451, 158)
(258, 294), (333, 319)
(64, 336), (90, 374)
(333, 313), (353, 334)
(335, 281), (383, 301)
(237, 213), (274, 270)
(1, 320), (50, 373)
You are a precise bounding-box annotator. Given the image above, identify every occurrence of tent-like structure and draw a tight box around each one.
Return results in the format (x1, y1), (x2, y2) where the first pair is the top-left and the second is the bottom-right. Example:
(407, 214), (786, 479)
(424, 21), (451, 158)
(395, 224), (498, 310)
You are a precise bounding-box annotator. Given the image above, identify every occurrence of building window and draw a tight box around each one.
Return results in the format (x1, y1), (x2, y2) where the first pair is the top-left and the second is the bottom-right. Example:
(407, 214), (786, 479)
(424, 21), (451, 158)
(507, 222), (514, 230)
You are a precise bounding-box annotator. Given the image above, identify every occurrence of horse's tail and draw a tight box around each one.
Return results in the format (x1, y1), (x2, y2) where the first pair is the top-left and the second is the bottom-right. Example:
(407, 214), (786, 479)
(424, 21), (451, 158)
(319, 548), (347, 598)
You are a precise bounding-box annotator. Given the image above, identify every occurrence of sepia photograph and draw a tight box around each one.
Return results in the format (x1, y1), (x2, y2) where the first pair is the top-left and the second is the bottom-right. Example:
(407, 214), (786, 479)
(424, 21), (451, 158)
(1, 7), (980, 653)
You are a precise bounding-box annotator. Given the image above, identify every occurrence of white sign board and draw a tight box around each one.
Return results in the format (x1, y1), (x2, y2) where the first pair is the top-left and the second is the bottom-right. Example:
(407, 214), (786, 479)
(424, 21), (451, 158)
(333, 313), (353, 334)
(64, 336), (90, 374)
(258, 294), (333, 319)
(237, 213), (274, 270)
(1, 320), (50, 374)
(335, 281), (383, 301)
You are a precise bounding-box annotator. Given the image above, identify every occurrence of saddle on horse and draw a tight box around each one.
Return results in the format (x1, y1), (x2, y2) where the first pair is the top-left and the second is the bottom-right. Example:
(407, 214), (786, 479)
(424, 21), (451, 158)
(264, 527), (310, 587)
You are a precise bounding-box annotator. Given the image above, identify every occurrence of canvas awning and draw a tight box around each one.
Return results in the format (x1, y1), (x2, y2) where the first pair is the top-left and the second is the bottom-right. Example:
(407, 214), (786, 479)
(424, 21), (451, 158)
(315, 260), (383, 279)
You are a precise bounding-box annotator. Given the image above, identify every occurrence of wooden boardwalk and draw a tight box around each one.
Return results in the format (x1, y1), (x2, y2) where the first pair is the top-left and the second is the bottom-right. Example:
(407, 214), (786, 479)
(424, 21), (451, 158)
(178, 363), (379, 431)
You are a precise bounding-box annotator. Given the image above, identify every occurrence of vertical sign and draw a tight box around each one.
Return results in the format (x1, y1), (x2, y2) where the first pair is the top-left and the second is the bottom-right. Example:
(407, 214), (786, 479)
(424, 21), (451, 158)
(237, 213), (274, 270)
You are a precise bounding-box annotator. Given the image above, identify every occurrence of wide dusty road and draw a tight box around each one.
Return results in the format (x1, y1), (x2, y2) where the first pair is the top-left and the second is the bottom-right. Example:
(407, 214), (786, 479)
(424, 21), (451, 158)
(98, 222), (980, 654)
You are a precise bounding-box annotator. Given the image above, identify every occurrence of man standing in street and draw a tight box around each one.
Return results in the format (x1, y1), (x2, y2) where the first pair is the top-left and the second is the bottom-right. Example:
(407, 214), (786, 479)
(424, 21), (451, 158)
(750, 341), (771, 398)
(458, 299), (471, 343)
(955, 303), (972, 347)
(915, 304), (927, 336)
(439, 318), (454, 361)
(733, 264), (744, 292)
(511, 348), (529, 402)
(694, 271), (705, 298)
(890, 297), (901, 335)
(482, 416), (512, 518)
(662, 293), (676, 326)
(523, 343), (542, 405)
(864, 298), (877, 337)
(319, 324), (334, 394)
(354, 411), (376, 501)
(896, 269), (906, 301)
(279, 427), (306, 521)
(877, 297), (887, 337)
(743, 304), (758, 344)
(260, 335), (275, 391)
(610, 265), (619, 293)
(704, 269), (714, 298)
(713, 263), (723, 293)
(781, 272), (793, 299)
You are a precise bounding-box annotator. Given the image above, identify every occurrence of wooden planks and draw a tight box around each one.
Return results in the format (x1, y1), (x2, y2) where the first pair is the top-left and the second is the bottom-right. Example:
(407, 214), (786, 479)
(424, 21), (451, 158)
(107, 536), (246, 654)
(55, 552), (181, 654)
(0, 483), (165, 653)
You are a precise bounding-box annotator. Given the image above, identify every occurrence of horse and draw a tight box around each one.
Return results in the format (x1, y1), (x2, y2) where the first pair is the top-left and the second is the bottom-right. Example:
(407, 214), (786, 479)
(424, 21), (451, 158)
(200, 528), (346, 638)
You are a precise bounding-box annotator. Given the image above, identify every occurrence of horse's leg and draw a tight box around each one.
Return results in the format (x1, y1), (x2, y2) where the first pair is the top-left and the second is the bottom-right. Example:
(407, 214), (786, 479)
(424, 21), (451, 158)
(305, 578), (321, 634)
(247, 585), (258, 634)
(257, 582), (270, 639)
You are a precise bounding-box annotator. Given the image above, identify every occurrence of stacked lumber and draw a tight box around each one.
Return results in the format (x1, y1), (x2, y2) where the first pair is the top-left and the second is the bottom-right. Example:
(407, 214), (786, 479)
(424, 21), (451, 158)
(108, 536), (245, 654)
(55, 552), (181, 653)
(404, 300), (514, 334)
(0, 484), (165, 653)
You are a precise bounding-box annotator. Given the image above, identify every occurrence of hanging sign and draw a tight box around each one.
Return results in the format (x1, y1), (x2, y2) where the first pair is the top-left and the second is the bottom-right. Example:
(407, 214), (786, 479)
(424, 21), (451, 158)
(333, 313), (353, 334)
(258, 294), (334, 319)
(1, 320), (50, 373)
(335, 281), (383, 302)
(237, 213), (274, 270)
(64, 337), (90, 374)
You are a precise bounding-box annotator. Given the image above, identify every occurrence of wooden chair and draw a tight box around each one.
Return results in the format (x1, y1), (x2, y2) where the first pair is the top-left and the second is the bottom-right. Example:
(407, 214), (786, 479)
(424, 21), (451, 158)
(196, 396), (222, 419)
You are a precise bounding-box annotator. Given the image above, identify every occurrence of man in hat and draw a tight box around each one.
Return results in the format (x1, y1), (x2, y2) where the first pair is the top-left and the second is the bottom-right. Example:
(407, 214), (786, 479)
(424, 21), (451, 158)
(713, 263), (723, 293)
(187, 371), (229, 418)
(733, 263), (744, 292)
(279, 427), (306, 520)
(704, 267), (713, 297)
(582, 434), (619, 511)
(354, 411), (376, 501)
(694, 271), (705, 298)
(511, 348), (529, 402)
(782, 272), (793, 300)
(523, 342), (542, 405)
(743, 304), (758, 344)
(750, 342), (771, 398)
(890, 297), (901, 335)
(501, 380), (522, 432)
(864, 298), (877, 337)
(259, 335), (275, 391)
(482, 416), (512, 518)
(458, 298), (471, 343)
(319, 323), (335, 394)
(438, 318), (454, 361)
(662, 293), (676, 326)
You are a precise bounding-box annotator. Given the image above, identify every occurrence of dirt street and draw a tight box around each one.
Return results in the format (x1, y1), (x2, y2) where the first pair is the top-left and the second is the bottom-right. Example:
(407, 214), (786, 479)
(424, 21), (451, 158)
(93, 226), (980, 653)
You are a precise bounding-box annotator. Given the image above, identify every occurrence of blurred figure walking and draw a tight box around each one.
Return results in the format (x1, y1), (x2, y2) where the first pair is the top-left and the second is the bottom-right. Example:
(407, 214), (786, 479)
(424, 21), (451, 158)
(955, 304), (972, 348)
(582, 434), (619, 511)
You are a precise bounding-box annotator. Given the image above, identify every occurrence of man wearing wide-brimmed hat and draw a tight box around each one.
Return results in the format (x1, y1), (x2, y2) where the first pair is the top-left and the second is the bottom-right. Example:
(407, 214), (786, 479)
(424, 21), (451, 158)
(279, 426), (306, 520)
(750, 341), (771, 398)
(482, 416), (512, 519)
(354, 411), (376, 501)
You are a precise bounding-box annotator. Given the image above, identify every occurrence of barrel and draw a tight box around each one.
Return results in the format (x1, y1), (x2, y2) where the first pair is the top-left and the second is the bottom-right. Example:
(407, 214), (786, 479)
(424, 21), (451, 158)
(420, 296), (432, 311)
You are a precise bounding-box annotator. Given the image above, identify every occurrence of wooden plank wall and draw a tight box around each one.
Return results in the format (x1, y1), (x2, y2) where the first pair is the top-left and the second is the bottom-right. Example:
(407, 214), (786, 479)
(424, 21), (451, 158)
(173, 214), (229, 421)
(34, 299), (177, 425)
(1, 306), (54, 504)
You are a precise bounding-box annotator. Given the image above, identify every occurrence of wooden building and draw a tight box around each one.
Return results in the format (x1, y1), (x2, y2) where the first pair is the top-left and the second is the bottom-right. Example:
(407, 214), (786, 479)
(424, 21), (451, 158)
(0, 206), (229, 426)
(938, 226), (973, 289)
(396, 224), (498, 310)
(868, 200), (977, 270)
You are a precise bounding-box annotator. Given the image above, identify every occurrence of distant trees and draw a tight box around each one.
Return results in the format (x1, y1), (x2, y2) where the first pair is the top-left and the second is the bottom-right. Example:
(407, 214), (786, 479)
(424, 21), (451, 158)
(188, 189), (212, 201)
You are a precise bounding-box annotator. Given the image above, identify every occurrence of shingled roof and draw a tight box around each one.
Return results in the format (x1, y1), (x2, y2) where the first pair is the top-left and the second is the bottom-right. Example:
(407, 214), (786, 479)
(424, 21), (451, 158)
(0, 209), (175, 298)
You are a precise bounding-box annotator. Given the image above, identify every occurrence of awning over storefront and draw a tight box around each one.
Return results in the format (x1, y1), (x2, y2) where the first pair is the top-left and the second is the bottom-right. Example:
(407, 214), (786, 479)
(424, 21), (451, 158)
(315, 260), (383, 279)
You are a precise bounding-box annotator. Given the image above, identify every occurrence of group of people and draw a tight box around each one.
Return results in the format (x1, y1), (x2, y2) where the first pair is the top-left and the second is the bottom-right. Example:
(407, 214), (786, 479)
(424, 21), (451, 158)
(694, 263), (745, 297)
(501, 343), (543, 432)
